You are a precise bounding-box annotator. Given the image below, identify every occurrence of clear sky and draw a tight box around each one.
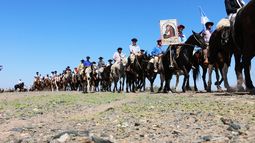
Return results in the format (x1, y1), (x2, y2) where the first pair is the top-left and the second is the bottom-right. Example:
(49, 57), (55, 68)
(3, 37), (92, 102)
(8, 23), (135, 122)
(0, 0), (253, 89)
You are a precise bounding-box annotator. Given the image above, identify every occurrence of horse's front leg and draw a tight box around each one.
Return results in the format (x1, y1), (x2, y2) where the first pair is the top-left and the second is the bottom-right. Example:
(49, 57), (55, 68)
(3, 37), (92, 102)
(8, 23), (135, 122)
(175, 73), (179, 92)
(181, 68), (188, 92)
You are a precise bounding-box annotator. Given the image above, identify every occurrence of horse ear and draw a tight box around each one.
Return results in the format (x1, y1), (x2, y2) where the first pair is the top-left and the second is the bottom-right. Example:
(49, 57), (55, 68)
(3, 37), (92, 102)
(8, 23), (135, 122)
(192, 30), (197, 35)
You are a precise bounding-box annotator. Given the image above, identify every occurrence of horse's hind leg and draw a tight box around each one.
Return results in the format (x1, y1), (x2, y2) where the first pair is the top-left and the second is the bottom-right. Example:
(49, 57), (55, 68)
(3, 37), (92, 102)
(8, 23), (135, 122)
(214, 67), (222, 92)
(202, 67), (208, 91)
(207, 64), (213, 92)
(243, 56), (255, 94)
(234, 52), (245, 91)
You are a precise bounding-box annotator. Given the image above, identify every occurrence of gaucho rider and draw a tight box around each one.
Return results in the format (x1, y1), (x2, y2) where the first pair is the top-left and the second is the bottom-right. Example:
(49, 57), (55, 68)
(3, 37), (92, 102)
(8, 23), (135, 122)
(151, 39), (164, 72)
(126, 38), (141, 68)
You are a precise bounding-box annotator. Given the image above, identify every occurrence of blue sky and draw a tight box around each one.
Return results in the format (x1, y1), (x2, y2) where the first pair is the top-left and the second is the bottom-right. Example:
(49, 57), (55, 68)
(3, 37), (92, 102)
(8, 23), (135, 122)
(0, 0), (253, 89)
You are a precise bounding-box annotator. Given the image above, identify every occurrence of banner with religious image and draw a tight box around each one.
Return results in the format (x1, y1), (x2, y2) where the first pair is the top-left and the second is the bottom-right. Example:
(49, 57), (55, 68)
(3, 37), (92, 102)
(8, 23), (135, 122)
(160, 19), (179, 45)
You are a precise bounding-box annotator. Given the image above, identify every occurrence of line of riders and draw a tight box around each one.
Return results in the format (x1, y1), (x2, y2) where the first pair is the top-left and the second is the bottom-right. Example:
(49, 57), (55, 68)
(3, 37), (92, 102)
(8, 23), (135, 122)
(14, 0), (254, 94)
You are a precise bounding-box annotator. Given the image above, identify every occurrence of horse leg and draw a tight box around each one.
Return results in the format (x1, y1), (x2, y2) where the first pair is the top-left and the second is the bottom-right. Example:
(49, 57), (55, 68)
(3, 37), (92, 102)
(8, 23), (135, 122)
(193, 70), (198, 92)
(202, 67), (208, 91)
(181, 68), (188, 92)
(158, 73), (164, 93)
(234, 52), (245, 91)
(175, 73), (179, 92)
(222, 63), (235, 92)
(185, 73), (191, 91)
(207, 64), (213, 92)
(243, 56), (255, 94)
(214, 66), (222, 92)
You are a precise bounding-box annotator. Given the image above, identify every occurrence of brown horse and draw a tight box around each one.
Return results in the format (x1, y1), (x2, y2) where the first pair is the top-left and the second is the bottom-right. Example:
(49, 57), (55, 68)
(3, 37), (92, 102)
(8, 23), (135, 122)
(233, 0), (255, 94)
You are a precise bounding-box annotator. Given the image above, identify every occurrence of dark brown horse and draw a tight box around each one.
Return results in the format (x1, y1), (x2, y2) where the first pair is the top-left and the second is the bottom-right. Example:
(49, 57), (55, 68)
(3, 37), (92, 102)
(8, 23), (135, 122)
(162, 31), (207, 93)
(206, 27), (235, 92)
(233, 0), (255, 94)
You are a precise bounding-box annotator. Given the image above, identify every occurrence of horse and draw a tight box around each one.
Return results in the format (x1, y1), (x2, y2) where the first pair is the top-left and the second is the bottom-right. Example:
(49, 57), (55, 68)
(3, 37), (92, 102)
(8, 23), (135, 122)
(84, 65), (97, 93)
(111, 57), (127, 93)
(14, 82), (25, 91)
(101, 64), (112, 92)
(233, 0), (255, 94)
(125, 54), (147, 92)
(31, 77), (43, 91)
(205, 26), (237, 92)
(162, 31), (207, 93)
(145, 55), (158, 92)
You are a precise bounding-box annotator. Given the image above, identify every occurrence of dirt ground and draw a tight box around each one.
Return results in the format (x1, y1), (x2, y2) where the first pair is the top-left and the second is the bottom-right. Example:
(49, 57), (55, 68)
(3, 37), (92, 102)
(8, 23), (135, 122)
(0, 91), (254, 143)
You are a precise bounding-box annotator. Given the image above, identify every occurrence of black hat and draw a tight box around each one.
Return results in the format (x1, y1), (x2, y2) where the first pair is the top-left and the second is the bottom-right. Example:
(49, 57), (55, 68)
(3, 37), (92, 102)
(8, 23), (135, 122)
(92, 61), (96, 64)
(81, 59), (85, 62)
(157, 39), (162, 43)
(131, 38), (138, 42)
(178, 25), (185, 29)
(117, 47), (123, 51)
(98, 57), (103, 59)
(108, 59), (113, 62)
(141, 49), (145, 52)
(205, 22), (214, 27)
(86, 56), (90, 59)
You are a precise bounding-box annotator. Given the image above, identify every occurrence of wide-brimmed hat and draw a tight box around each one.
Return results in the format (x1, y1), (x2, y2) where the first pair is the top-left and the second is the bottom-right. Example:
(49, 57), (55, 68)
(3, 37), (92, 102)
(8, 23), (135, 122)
(205, 22), (214, 27)
(131, 38), (138, 42)
(140, 49), (145, 52)
(98, 57), (103, 59)
(178, 25), (185, 29)
(117, 47), (123, 51)
(157, 39), (162, 43)
(86, 56), (90, 59)
(108, 59), (113, 62)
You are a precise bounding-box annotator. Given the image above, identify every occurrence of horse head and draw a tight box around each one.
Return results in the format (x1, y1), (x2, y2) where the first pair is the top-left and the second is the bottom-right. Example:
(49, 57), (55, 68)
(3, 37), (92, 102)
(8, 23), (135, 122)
(192, 31), (207, 49)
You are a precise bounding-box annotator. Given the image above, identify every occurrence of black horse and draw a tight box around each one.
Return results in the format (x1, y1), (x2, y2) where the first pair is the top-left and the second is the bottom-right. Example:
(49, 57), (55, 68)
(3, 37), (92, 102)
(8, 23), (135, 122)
(14, 82), (26, 91)
(233, 0), (255, 94)
(162, 31), (207, 92)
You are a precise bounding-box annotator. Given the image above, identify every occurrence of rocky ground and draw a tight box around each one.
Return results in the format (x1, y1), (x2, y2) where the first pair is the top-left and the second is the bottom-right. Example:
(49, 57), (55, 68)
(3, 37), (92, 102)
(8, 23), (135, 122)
(0, 91), (254, 143)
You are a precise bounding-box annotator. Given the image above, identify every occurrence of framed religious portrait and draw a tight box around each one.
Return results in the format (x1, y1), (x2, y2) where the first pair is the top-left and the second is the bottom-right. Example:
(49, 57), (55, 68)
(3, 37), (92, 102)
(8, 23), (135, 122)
(160, 19), (179, 45)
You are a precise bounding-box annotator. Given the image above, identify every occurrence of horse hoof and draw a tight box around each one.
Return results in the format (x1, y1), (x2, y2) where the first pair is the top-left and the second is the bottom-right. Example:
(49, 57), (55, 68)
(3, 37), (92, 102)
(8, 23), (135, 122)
(247, 88), (255, 95)
(226, 87), (235, 93)
(217, 88), (223, 92)
(237, 86), (245, 92)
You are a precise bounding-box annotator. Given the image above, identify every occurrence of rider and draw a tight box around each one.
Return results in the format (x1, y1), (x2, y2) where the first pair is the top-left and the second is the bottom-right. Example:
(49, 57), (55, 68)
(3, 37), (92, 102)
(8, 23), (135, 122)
(169, 24), (187, 67)
(107, 59), (113, 67)
(18, 79), (23, 84)
(225, 0), (245, 22)
(201, 21), (214, 64)
(78, 59), (85, 74)
(176, 24), (187, 58)
(128, 38), (141, 65)
(83, 56), (92, 67)
(97, 57), (106, 68)
(112, 47), (125, 71)
(151, 39), (164, 72)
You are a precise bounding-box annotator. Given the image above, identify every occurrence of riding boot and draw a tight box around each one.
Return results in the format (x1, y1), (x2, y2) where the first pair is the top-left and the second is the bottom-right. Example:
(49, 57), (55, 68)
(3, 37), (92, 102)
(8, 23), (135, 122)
(203, 48), (209, 64)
